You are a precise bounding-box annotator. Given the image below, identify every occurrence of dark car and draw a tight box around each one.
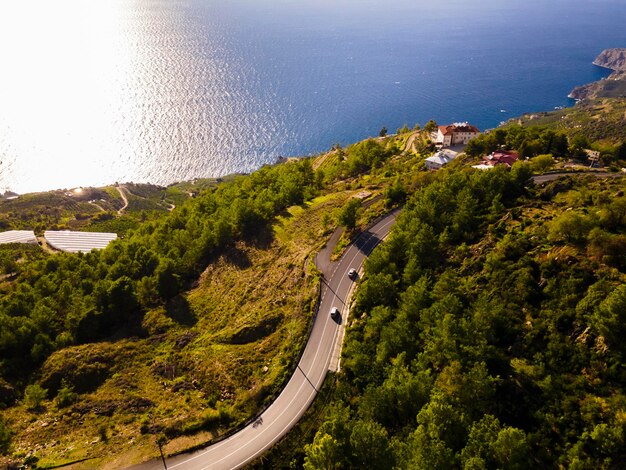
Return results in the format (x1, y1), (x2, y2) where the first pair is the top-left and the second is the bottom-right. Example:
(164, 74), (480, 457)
(330, 307), (340, 320)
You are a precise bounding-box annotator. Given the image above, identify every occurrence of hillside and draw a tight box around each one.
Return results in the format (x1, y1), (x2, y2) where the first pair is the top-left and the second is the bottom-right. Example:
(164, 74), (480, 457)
(511, 97), (626, 147)
(0, 130), (425, 468)
(569, 48), (626, 101)
(295, 168), (626, 469)
(1, 108), (624, 468)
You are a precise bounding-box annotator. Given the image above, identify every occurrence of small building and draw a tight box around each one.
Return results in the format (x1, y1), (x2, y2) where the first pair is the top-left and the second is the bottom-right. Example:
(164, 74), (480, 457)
(473, 150), (519, 169)
(0, 230), (37, 245)
(433, 123), (480, 147)
(44, 231), (117, 253)
(485, 150), (519, 167)
(425, 149), (457, 170)
(584, 149), (600, 167)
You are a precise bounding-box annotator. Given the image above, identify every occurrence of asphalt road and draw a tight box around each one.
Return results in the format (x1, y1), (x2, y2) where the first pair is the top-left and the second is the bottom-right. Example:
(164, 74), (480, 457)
(532, 170), (625, 184)
(131, 210), (399, 470)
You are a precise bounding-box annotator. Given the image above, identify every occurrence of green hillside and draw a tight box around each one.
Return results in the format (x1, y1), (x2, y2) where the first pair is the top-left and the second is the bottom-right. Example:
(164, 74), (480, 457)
(298, 168), (626, 469)
(0, 133), (422, 468)
(0, 101), (624, 468)
(513, 97), (626, 147)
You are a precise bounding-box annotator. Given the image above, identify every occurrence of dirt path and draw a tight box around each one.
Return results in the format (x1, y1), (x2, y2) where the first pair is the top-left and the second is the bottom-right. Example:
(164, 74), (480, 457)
(116, 185), (129, 214)
(37, 236), (58, 254)
(402, 131), (420, 154)
(89, 201), (107, 212)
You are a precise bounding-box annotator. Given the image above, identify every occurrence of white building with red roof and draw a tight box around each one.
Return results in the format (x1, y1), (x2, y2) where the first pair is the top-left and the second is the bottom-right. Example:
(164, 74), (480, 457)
(433, 122), (480, 147)
(472, 150), (520, 170)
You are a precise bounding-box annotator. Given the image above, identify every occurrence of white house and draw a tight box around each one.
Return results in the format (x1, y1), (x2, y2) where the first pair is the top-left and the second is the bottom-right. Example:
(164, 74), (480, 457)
(425, 149), (457, 170)
(433, 123), (480, 147)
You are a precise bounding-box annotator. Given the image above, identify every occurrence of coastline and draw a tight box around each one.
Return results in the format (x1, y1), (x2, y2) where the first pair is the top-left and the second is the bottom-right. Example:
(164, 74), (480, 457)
(568, 48), (626, 100)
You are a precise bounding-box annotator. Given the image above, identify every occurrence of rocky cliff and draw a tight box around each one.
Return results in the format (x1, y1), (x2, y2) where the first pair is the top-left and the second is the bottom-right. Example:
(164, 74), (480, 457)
(569, 48), (626, 100)
(593, 48), (626, 72)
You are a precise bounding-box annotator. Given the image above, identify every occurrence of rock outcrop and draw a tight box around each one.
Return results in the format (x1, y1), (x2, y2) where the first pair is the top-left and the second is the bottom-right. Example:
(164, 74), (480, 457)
(569, 48), (626, 100)
(593, 48), (626, 72)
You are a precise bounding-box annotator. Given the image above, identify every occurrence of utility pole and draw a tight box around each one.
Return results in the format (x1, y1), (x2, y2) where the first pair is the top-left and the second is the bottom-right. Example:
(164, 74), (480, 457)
(157, 436), (168, 470)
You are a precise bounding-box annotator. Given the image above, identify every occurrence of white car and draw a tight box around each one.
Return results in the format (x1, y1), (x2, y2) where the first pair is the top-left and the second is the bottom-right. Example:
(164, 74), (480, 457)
(347, 268), (357, 279)
(330, 307), (340, 320)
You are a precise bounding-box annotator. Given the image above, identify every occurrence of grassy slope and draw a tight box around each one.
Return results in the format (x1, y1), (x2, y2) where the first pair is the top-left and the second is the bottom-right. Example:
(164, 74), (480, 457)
(514, 97), (626, 145)
(0, 180), (227, 237)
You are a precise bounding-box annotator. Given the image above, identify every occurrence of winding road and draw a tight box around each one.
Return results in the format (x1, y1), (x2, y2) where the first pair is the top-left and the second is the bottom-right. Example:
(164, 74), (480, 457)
(131, 210), (399, 470)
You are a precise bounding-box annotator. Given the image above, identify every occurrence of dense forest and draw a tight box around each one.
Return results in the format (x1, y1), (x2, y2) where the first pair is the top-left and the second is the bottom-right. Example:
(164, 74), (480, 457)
(0, 160), (319, 385)
(302, 166), (626, 469)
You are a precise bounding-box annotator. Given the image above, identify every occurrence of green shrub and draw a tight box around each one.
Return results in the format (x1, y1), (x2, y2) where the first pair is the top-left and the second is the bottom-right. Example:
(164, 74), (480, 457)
(55, 381), (78, 408)
(23, 384), (47, 410)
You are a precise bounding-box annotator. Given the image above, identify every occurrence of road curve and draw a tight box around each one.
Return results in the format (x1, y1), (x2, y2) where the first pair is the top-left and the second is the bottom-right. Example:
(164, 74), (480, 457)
(130, 210), (399, 470)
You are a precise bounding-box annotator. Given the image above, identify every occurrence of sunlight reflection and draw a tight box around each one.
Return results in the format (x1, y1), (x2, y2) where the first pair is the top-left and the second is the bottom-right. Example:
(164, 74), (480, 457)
(0, 1), (133, 192)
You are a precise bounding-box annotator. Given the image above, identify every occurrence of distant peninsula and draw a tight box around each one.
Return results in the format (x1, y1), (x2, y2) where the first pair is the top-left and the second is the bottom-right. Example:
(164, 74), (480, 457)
(569, 48), (626, 100)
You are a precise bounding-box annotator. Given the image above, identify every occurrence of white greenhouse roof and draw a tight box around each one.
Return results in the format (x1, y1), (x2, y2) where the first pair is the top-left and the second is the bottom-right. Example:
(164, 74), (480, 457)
(44, 231), (117, 253)
(426, 154), (453, 166)
(0, 230), (37, 245)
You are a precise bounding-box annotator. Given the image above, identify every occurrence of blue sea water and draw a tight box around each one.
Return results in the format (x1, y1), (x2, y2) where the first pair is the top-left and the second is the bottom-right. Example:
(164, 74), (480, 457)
(0, 0), (624, 193)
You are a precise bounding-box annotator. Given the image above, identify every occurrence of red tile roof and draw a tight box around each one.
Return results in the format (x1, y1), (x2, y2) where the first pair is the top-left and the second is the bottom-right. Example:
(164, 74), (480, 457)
(439, 123), (480, 135)
(484, 150), (519, 167)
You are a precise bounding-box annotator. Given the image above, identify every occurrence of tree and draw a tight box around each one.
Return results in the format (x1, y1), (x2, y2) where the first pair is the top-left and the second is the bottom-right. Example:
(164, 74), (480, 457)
(569, 134), (590, 157)
(530, 154), (555, 173)
(345, 139), (390, 175)
(303, 433), (342, 470)
(403, 425), (456, 469)
(384, 182), (407, 208)
(379, 127), (388, 137)
(424, 120), (438, 134)
(592, 285), (626, 356)
(338, 198), (362, 231)
(349, 420), (393, 469)
(547, 211), (594, 244)
(55, 380), (78, 408)
(461, 415), (529, 470)
(552, 133), (569, 157)
(24, 384), (47, 410)
(397, 124), (410, 134)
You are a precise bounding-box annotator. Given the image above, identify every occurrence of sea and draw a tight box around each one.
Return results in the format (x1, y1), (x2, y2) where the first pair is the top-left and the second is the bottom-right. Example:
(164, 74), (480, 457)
(0, 0), (625, 194)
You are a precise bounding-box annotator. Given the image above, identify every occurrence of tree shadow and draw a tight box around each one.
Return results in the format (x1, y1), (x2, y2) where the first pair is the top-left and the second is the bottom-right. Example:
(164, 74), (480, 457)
(221, 245), (252, 269)
(245, 222), (275, 250)
(165, 296), (197, 327)
(353, 230), (382, 256)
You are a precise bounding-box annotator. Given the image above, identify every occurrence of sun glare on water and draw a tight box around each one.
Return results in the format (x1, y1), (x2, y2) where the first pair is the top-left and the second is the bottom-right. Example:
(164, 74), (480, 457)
(0, 1), (132, 193)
